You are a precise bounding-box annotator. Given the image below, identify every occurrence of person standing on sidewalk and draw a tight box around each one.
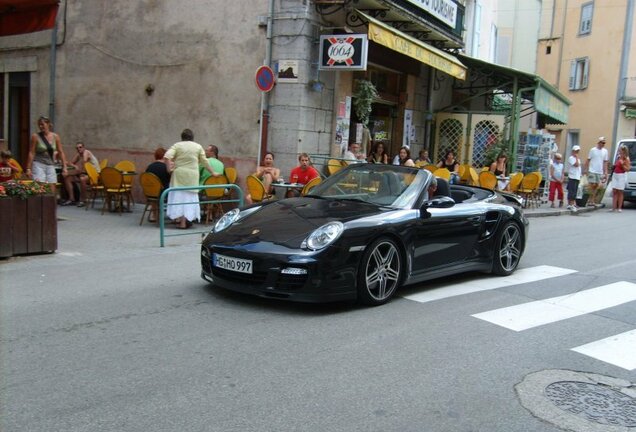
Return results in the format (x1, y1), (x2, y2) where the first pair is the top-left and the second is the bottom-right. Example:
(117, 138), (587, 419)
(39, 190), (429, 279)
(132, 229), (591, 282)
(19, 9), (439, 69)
(566, 146), (582, 212)
(25, 116), (68, 196)
(584, 137), (609, 206)
(164, 129), (218, 229)
(610, 145), (631, 212)
(548, 153), (565, 208)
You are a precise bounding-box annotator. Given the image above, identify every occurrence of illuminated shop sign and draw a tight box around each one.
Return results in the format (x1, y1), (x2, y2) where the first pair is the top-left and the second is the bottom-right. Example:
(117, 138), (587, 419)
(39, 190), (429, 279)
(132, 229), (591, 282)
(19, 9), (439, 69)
(404, 0), (457, 28)
(319, 34), (368, 70)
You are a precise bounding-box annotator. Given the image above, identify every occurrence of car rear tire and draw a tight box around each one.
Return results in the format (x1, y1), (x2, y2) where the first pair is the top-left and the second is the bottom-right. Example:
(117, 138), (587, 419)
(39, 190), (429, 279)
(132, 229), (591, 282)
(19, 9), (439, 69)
(492, 221), (522, 275)
(357, 237), (403, 306)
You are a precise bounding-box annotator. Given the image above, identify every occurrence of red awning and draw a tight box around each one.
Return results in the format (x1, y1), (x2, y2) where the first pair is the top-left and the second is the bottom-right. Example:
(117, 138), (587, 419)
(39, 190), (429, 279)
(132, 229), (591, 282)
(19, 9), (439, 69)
(0, 0), (59, 37)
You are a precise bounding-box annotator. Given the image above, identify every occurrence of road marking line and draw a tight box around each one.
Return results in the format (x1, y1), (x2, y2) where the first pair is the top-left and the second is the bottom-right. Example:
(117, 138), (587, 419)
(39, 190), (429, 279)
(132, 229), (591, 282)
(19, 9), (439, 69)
(571, 329), (636, 370)
(472, 281), (636, 331)
(403, 265), (577, 304)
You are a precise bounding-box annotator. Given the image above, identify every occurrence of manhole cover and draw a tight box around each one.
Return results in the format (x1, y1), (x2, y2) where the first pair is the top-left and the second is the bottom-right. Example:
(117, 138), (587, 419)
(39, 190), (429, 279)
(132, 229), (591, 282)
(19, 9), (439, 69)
(545, 381), (636, 427)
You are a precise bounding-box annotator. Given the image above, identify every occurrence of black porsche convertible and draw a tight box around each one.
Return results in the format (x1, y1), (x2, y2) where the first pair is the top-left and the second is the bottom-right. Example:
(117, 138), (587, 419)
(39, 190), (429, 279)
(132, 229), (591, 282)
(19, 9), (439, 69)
(201, 163), (528, 305)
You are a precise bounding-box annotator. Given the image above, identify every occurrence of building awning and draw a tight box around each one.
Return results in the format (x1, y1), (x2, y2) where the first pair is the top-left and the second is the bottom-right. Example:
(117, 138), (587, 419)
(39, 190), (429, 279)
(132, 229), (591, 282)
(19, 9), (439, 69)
(356, 10), (467, 81)
(0, 0), (59, 37)
(456, 54), (570, 124)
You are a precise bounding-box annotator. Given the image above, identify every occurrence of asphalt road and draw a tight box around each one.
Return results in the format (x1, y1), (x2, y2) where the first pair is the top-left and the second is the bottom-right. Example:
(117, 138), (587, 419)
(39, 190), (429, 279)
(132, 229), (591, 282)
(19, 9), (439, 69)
(1, 204), (635, 432)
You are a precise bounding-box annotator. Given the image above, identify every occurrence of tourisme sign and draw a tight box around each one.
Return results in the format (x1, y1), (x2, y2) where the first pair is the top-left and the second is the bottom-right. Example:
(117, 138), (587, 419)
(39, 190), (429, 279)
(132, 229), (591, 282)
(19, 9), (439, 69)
(319, 34), (368, 71)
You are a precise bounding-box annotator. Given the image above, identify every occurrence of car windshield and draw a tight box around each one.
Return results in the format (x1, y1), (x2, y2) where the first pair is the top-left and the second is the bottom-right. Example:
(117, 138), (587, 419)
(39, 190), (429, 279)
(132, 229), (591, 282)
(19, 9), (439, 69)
(308, 163), (430, 208)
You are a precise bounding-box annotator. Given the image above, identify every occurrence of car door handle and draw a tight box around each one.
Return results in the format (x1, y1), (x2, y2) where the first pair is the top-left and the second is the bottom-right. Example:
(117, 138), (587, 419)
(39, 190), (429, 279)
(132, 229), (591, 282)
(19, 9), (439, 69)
(468, 216), (481, 225)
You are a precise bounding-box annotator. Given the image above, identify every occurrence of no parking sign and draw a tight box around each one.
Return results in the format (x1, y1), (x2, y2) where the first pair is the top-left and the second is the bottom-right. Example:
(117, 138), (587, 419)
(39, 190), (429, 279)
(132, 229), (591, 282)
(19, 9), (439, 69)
(255, 65), (275, 92)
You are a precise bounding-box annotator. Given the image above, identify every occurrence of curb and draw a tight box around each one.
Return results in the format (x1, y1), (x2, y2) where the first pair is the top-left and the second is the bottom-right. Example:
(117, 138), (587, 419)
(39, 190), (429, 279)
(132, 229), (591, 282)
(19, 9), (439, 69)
(525, 203), (603, 218)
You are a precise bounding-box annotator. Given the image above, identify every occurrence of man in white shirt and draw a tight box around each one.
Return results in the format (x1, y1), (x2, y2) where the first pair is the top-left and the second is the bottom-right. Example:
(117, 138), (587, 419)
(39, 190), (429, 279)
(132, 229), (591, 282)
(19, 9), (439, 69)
(343, 142), (364, 162)
(584, 136), (609, 206)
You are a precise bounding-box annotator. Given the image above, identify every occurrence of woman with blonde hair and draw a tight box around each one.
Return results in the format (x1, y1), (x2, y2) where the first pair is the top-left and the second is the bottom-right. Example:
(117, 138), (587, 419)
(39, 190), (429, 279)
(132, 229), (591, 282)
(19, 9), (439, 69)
(25, 116), (68, 195)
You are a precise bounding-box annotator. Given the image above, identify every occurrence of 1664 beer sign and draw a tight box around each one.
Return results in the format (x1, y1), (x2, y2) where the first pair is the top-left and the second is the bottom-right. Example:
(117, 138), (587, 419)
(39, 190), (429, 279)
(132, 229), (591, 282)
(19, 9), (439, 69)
(319, 34), (368, 71)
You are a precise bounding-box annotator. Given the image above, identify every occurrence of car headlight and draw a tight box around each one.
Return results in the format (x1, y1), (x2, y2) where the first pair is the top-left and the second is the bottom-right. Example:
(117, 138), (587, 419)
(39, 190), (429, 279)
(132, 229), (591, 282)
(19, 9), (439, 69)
(303, 221), (344, 250)
(214, 208), (240, 233)
(213, 206), (261, 233)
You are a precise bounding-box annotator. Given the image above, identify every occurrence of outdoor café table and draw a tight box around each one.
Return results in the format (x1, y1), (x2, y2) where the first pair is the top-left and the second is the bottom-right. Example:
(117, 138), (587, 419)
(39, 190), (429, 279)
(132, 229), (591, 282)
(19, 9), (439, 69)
(496, 175), (510, 191)
(272, 182), (304, 198)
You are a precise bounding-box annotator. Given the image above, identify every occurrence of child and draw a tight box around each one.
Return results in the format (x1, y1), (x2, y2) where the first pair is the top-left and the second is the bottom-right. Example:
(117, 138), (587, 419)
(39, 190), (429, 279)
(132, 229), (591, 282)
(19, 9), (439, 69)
(0, 150), (20, 182)
(549, 153), (565, 208)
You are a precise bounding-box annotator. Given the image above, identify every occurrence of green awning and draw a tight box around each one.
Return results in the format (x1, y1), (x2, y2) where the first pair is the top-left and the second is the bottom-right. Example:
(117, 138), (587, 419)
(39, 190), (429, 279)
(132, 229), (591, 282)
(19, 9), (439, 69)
(456, 54), (571, 124)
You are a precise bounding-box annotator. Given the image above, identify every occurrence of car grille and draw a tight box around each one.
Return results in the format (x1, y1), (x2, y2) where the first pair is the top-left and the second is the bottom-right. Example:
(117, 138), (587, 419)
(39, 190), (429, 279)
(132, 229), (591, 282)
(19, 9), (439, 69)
(275, 273), (308, 290)
(211, 266), (268, 284)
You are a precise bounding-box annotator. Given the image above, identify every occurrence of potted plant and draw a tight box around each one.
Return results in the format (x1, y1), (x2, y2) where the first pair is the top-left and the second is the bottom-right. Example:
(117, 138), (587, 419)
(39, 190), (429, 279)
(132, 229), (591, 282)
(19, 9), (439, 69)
(0, 180), (57, 257)
(352, 79), (378, 127)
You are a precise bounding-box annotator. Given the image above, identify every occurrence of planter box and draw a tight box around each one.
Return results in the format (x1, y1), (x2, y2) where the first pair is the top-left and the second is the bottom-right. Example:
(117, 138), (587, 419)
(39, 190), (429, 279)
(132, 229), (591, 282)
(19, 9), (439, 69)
(0, 195), (57, 258)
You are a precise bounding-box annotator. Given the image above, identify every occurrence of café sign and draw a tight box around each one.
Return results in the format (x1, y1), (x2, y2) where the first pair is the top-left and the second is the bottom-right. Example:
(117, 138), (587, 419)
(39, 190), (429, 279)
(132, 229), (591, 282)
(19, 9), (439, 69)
(319, 34), (368, 70)
(404, 0), (457, 28)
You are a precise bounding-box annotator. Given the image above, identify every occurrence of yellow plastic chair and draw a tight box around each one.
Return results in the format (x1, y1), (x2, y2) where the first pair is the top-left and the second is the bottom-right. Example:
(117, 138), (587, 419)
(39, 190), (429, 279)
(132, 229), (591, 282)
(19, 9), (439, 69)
(100, 158), (108, 170)
(326, 159), (344, 176)
(100, 167), (129, 215)
(138, 172), (162, 225)
(224, 167), (238, 184)
(517, 172), (541, 208)
(459, 164), (472, 184)
(84, 162), (105, 209)
(508, 172), (524, 193)
(468, 167), (479, 186)
(414, 160), (427, 168)
(203, 175), (229, 224)
(478, 170), (498, 190)
(301, 176), (321, 196)
(246, 174), (272, 203)
(433, 168), (451, 181)
(9, 158), (24, 179)
(424, 164), (438, 172)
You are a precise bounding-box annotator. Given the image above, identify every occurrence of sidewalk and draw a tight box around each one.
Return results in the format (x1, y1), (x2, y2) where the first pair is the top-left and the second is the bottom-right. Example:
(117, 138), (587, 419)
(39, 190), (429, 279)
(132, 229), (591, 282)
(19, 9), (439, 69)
(1, 194), (606, 269)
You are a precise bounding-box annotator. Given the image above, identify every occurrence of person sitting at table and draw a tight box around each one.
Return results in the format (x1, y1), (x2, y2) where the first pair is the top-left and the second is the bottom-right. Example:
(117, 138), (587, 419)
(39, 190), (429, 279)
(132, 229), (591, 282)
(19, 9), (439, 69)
(415, 149), (431, 164)
(343, 142), (364, 162)
(287, 152), (320, 197)
(199, 144), (224, 185)
(367, 141), (388, 164)
(144, 147), (172, 222)
(437, 150), (460, 184)
(61, 141), (100, 207)
(489, 153), (509, 191)
(254, 151), (280, 194)
(393, 146), (415, 167)
(0, 150), (20, 182)
(145, 147), (171, 191)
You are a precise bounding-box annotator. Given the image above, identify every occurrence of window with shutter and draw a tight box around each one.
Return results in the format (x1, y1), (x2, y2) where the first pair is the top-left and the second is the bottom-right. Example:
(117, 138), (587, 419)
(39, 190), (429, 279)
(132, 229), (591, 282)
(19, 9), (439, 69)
(569, 58), (590, 91)
(579, 3), (593, 35)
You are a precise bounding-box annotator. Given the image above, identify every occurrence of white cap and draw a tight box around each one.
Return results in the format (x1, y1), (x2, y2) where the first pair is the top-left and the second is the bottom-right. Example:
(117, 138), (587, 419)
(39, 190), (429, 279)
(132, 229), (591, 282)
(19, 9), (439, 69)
(598, 136), (606, 142)
(572, 145), (580, 151)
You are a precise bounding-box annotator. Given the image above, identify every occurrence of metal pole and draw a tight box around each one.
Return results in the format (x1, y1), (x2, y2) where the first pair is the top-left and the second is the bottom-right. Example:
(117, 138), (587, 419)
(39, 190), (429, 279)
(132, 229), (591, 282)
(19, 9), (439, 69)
(48, 21), (58, 125)
(611, 0), (634, 155)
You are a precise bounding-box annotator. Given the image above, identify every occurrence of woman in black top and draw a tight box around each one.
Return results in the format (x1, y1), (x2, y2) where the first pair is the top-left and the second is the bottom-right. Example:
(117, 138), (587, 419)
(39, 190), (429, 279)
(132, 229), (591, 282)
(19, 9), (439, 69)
(437, 150), (460, 183)
(145, 147), (171, 190)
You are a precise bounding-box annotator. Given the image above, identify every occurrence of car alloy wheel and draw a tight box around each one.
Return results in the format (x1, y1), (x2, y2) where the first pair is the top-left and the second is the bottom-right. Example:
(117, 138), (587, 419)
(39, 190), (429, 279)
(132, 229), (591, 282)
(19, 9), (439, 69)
(358, 237), (402, 305)
(493, 222), (522, 275)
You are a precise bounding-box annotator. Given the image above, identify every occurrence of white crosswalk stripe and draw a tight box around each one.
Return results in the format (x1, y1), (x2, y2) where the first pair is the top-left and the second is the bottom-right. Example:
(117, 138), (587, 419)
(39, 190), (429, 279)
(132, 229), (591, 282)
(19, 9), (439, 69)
(403, 265), (577, 303)
(571, 330), (636, 371)
(471, 282), (636, 331)
(403, 265), (636, 370)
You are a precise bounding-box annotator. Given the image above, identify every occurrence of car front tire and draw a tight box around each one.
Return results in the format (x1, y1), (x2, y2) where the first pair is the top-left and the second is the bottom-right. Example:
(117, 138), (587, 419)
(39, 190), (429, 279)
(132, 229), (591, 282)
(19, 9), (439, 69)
(492, 221), (522, 275)
(357, 237), (403, 306)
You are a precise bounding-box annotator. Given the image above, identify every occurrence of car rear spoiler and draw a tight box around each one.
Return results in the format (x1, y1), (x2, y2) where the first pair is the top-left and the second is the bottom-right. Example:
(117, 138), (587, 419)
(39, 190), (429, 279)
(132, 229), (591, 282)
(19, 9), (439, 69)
(500, 192), (523, 207)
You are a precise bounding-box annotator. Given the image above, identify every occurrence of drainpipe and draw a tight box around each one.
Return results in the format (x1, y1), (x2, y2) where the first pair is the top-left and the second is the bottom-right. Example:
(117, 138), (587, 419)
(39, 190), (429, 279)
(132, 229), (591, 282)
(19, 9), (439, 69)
(257, 0), (275, 165)
(424, 68), (434, 152)
(611, 0), (634, 156)
(48, 20), (58, 125)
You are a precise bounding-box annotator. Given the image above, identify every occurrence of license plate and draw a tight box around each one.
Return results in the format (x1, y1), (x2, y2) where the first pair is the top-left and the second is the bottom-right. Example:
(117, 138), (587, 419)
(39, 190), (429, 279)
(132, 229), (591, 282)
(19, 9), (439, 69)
(213, 253), (252, 274)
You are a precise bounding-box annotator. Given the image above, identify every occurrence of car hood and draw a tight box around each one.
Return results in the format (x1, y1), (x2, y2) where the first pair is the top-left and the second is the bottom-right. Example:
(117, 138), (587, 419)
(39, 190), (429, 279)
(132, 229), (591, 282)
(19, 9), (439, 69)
(208, 197), (387, 249)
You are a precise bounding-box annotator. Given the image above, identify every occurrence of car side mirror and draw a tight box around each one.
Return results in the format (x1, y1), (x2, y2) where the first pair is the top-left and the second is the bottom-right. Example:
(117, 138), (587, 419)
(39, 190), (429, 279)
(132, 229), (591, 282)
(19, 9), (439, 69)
(420, 196), (455, 218)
